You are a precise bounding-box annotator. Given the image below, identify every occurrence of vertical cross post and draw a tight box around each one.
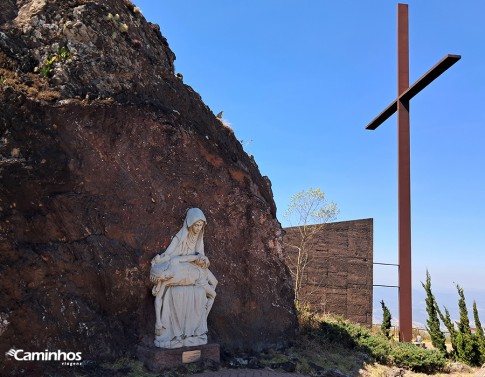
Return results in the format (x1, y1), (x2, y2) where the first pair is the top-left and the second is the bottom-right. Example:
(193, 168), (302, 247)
(397, 3), (412, 342)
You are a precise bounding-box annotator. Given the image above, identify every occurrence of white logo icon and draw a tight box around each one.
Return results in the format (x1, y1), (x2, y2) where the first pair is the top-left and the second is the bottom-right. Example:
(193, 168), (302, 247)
(6, 349), (18, 358)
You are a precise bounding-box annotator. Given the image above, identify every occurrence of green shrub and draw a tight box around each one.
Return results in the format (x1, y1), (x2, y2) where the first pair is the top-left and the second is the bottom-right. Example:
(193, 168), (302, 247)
(316, 320), (357, 349)
(337, 320), (389, 361)
(357, 332), (391, 363)
(390, 342), (446, 373)
(455, 331), (480, 366)
(317, 316), (391, 363)
(297, 313), (448, 373)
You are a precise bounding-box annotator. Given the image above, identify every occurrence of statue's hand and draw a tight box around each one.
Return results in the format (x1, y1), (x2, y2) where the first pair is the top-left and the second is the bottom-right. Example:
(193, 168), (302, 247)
(196, 255), (210, 268)
(151, 255), (161, 266)
(152, 282), (161, 296)
(151, 253), (169, 266)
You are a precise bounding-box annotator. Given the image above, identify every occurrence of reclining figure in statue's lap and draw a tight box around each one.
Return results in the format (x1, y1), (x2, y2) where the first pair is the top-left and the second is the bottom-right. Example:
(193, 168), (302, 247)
(150, 253), (217, 335)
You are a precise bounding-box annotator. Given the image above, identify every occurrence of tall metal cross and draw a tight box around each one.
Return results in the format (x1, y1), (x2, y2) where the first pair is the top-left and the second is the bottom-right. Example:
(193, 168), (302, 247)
(365, 3), (460, 342)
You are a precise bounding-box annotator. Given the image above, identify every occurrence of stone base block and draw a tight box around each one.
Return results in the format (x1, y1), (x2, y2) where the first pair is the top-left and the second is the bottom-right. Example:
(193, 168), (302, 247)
(137, 343), (220, 371)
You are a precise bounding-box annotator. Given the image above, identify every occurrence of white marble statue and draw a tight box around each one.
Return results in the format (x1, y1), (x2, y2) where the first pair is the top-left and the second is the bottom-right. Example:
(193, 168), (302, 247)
(150, 208), (218, 348)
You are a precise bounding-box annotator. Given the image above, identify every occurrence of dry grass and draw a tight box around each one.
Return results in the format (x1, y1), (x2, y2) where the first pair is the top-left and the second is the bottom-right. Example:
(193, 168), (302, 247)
(0, 68), (60, 102)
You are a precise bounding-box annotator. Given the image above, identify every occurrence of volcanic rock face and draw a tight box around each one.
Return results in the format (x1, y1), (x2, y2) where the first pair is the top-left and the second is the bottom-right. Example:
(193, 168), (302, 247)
(0, 0), (297, 371)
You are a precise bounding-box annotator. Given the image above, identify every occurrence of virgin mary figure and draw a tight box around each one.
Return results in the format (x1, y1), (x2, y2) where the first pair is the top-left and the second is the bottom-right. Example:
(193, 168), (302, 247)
(150, 208), (217, 349)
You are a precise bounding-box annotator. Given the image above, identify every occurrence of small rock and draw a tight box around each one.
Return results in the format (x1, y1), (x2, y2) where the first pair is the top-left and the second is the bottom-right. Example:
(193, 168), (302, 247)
(308, 361), (324, 371)
(386, 367), (404, 377)
(271, 360), (297, 373)
(247, 357), (263, 369)
(228, 357), (248, 368)
(10, 148), (20, 157)
(199, 358), (220, 372)
(322, 368), (352, 377)
(448, 361), (473, 374)
(73, 5), (86, 18)
(474, 364), (485, 377)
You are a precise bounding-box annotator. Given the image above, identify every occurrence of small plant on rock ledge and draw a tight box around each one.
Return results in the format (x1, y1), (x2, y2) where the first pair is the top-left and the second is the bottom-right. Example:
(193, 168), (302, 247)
(57, 46), (70, 60)
(106, 12), (129, 37)
(38, 56), (56, 78)
(35, 46), (71, 78)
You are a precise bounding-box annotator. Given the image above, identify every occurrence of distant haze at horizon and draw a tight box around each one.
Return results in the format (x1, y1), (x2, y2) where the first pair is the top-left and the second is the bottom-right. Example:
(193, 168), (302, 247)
(373, 286), (485, 328)
(373, 254), (485, 328)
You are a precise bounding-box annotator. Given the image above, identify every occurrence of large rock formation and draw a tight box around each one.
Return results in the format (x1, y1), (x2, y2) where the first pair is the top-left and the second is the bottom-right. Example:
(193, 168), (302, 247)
(0, 0), (297, 372)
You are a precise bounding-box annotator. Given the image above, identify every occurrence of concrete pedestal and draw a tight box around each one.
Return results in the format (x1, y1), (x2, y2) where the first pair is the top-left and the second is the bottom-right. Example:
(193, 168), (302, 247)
(137, 343), (220, 371)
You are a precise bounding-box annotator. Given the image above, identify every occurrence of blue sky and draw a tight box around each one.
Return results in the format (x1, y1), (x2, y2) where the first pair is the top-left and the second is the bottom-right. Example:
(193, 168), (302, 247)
(134, 1), (485, 325)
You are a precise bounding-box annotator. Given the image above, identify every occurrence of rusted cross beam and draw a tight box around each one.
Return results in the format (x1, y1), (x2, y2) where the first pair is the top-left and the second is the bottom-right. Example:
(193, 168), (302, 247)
(365, 3), (460, 342)
(366, 54), (461, 131)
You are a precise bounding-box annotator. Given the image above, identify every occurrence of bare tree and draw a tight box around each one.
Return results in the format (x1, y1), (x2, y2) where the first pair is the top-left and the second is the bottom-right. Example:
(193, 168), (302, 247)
(283, 188), (339, 307)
